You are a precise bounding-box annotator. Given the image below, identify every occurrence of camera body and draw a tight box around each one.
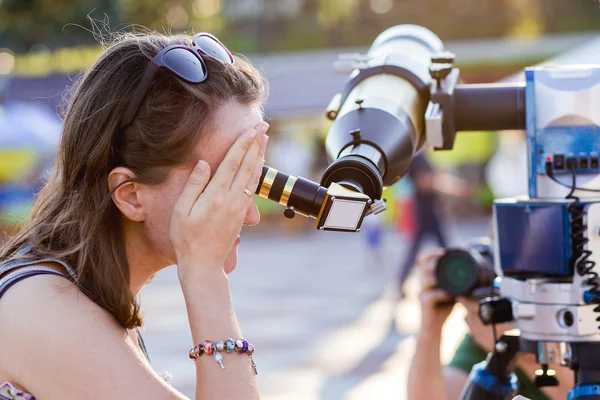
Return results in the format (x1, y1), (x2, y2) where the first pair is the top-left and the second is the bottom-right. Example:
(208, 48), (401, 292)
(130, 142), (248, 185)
(435, 237), (496, 298)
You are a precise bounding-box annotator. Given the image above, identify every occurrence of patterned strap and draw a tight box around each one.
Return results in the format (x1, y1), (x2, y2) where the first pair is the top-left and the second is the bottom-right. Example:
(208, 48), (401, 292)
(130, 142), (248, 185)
(0, 266), (69, 301)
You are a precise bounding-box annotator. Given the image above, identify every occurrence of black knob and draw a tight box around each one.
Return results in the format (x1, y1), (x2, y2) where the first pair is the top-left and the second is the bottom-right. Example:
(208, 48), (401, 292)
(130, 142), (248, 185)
(431, 51), (456, 65)
(479, 297), (513, 325)
(350, 129), (361, 142)
(355, 98), (364, 110)
(429, 63), (453, 89)
(534, 365), (559, 388)
(429, 63), (453, 80)
(284, 207), (296, 219)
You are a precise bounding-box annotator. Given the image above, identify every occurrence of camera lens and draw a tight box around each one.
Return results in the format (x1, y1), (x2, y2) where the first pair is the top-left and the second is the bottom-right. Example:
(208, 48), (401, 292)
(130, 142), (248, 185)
(435, 250), (479, 296)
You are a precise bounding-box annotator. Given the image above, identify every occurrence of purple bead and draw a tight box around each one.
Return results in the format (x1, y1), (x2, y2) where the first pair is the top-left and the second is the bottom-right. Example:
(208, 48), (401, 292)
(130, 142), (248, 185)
(240, 339), (249, 353)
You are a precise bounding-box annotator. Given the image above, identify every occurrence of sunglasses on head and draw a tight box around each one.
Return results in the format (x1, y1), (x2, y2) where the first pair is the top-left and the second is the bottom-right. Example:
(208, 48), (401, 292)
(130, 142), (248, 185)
(120, 32), (234, 129)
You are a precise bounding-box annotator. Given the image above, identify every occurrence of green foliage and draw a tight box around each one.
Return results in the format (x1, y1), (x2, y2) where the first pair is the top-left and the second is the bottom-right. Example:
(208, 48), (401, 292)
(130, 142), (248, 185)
(2, 0), (600, 54)
(0, 0), (120, 51)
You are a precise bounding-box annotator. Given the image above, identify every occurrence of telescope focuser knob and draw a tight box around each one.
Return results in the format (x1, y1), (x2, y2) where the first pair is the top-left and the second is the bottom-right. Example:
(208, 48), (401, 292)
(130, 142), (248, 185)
(370, 199), (387, 215)
(429, 63), (453, 89)
(431, 51), (456, 65)
(284, 207), (296, 219)
(479, 297), (513, 325)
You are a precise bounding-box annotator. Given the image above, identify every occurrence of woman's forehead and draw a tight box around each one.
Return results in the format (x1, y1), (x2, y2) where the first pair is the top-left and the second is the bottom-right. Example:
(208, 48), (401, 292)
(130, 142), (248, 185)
(195, 102), (264, 173)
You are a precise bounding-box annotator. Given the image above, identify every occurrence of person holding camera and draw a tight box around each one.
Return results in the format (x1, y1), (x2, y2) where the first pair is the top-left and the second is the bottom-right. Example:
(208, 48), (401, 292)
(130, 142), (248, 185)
(407, 249), (573, 400)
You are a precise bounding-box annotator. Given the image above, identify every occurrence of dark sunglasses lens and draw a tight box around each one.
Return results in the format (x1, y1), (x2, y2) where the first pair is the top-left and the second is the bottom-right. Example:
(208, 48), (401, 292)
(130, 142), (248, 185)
(194, 34), (234, 64)
(162, 48), (206, 83)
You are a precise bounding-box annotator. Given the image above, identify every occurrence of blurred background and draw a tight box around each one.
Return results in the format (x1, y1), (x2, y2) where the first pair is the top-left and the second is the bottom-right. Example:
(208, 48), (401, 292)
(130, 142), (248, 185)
(1, 1), (599, 399)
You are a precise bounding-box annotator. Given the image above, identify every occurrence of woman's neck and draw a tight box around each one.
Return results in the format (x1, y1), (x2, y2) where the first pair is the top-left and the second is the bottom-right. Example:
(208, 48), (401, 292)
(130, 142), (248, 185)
(124, 224), (170, 295)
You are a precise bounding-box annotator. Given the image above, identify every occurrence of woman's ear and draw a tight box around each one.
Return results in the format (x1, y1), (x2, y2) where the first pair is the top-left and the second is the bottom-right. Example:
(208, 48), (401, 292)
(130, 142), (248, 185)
(108, 167), (148, 222)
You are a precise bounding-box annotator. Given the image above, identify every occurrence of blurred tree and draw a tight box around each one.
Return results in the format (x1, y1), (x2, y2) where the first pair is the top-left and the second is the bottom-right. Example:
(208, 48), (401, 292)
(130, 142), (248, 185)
(317, 0), (355, 27)
(2, 0), (600, 55)
(0, 0), (121, 51)
(506, 0), (544, 38)
(317, 0), (357, 46)
(541, 0), (600, 32)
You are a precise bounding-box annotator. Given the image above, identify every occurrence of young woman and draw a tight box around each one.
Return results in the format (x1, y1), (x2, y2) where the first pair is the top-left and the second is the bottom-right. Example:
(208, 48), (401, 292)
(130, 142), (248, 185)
(0, 32), (269, 400)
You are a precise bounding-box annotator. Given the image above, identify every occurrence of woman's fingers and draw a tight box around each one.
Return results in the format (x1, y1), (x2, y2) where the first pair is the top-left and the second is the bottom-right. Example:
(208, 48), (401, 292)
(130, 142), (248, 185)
(230, 122), (269, 193)
(247, 133), (268, 194)
(174, 160), (211, 215)
(208, 128), (259, 193)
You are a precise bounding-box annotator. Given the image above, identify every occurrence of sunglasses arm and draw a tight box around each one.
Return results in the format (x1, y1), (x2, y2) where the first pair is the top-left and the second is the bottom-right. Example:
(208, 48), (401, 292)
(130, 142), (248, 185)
(120, 63), (160, 129)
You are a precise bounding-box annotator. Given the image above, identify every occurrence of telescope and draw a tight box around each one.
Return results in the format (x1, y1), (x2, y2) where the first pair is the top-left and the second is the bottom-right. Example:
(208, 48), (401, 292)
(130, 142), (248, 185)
(256, 23), (600, 400)
(257, 24), (524, 233)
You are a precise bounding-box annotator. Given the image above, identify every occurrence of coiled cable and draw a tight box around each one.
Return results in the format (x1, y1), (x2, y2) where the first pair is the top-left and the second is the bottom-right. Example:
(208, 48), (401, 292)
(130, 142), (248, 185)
(564, 168), (600, 329)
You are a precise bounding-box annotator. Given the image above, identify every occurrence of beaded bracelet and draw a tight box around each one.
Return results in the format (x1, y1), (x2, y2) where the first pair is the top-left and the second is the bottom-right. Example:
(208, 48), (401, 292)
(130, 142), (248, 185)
(189, 338), (257, 375)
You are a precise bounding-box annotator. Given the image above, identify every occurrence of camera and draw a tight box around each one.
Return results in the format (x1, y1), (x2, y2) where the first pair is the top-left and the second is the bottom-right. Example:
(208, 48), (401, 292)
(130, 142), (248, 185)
(435, 237), (496, 297)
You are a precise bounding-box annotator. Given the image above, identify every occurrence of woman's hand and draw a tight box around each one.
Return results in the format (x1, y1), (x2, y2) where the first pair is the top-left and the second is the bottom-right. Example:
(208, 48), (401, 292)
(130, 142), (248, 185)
(170, 121), (269, 277)
(417, 248), (455, 332)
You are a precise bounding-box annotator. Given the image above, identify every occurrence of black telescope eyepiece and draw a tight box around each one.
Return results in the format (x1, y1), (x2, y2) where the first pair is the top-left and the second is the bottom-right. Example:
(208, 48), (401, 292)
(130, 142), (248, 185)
(256, 165), (377, 232)
(256, 165), (328, 220)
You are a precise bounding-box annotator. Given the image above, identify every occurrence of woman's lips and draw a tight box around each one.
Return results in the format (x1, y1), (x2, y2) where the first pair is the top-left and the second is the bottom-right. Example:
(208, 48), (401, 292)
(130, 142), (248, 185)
(234, 235), (241, 246)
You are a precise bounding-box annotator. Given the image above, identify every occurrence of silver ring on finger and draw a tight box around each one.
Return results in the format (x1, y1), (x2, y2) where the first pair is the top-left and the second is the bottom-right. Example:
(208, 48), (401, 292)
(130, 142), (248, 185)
(244, 188), (253, 197)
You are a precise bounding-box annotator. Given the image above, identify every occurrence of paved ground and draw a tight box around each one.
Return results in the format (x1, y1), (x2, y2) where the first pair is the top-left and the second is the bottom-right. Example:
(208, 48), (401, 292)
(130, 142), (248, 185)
(139, 217), (490, 400)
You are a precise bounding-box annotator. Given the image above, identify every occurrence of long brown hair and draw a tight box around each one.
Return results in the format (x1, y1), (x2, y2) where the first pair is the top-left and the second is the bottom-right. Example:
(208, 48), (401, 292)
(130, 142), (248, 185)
(0, 32), (267, 329)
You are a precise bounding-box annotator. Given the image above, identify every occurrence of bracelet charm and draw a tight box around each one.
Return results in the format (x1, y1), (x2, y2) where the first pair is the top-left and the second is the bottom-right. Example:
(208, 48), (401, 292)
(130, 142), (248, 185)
(189, 338), (257, 375)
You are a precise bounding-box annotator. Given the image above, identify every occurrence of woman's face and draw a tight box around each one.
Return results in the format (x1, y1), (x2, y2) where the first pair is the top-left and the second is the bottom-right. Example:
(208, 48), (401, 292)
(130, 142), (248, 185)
(144, 100), (265, 274)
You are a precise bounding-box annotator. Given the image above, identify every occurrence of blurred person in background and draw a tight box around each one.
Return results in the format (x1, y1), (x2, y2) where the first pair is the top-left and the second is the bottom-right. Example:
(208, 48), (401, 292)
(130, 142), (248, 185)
(361, 211), (385, 264)
(397, 152), (472, 296)
(407, 249), (573, 400)
(0, 31), (269, 400)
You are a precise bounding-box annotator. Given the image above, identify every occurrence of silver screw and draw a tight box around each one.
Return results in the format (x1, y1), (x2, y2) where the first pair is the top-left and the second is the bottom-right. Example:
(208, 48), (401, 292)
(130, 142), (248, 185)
(495, 341), (508, 354)
(480, 303), (493, 323)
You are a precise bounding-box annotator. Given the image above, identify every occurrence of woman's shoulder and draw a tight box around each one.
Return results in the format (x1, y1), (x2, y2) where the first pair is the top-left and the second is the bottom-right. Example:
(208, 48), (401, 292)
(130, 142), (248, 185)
(0, 273), (186, 400)
(0, 272), (120, 350)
